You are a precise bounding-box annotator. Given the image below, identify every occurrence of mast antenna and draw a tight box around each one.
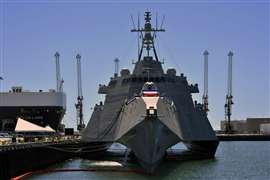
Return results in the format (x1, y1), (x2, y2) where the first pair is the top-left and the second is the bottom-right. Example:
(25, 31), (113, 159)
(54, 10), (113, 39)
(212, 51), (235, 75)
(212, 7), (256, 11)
(156, 12), (158, 31)
(130, 15), (136, 29)
(160, 15), (165, 29)
(131, 11), (165, 62)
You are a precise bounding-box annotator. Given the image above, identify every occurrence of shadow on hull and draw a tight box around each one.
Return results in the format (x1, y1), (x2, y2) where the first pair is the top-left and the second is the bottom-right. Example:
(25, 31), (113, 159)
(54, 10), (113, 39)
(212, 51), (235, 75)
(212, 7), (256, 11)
(78, 141), (112, 160)
(184, 140), (219, 157)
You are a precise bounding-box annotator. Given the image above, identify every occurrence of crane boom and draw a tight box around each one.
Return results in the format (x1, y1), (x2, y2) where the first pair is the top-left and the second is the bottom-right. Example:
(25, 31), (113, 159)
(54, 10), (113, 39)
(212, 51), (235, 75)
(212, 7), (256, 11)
(55, 52), (61, 92)
(227, 52), (233, 96)
(225, 51), (234, 133)
(114, 58), (119, 77)
(76, 54), (83, 97)
(202, 50), (209, 113)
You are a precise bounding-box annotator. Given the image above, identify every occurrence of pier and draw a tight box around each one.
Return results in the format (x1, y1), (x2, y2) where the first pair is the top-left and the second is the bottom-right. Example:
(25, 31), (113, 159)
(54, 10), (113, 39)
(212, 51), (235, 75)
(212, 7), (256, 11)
(0, 140), (76, 180)
(217, 134), (270, 141)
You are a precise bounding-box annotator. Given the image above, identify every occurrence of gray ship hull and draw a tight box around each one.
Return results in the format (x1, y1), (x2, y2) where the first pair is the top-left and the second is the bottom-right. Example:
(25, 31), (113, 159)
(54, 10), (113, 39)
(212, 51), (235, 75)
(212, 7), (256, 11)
(118, 116), (180, 173)
(114, 96), (218, 173)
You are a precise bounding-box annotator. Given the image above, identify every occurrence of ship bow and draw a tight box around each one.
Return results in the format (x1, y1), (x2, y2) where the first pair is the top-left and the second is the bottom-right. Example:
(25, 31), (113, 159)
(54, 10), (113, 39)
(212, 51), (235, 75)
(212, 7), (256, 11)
(119, 117), (179, 173)
(116, 97), (180, 173)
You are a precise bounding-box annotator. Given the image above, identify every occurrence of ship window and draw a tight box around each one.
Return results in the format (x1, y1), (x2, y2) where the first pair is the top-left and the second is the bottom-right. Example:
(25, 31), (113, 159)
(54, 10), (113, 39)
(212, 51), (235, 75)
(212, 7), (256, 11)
(149, 109), (155, 115)
(142, 82), (158, 91)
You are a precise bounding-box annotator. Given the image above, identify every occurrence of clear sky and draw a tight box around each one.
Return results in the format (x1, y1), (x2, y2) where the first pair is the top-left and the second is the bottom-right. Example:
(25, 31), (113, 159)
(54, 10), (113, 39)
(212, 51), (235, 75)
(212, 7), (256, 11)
(0, 0), (269, 129)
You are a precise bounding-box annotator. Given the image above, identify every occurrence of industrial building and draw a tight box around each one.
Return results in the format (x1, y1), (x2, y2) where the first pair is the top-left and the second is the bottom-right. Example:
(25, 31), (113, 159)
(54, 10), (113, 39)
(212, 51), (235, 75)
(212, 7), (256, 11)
(221, 118), (270, 134)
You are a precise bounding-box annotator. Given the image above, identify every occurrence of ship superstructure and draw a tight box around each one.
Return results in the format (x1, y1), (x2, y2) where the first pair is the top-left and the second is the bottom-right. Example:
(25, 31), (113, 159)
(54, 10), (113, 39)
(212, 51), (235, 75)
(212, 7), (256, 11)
(0, 87), (66, 131)
(82, 11), (219, 173)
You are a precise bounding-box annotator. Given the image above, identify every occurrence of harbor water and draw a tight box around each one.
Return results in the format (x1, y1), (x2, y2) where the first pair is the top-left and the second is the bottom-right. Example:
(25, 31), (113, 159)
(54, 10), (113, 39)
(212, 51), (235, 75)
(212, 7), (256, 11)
(24, 141), (269, 180)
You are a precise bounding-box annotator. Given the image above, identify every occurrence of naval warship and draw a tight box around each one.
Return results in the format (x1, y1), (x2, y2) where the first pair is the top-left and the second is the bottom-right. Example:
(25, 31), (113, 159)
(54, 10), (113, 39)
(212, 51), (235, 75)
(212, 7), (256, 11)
(82, 11), (219, 173)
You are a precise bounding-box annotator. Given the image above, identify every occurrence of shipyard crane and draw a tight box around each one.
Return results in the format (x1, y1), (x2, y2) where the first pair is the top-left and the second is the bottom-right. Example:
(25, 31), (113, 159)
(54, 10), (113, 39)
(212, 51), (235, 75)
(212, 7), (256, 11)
(75, 54), (85, 131)
(202, 50), (209, 113)
(54, 52), (64, 92)
(224, 51), (234, 133)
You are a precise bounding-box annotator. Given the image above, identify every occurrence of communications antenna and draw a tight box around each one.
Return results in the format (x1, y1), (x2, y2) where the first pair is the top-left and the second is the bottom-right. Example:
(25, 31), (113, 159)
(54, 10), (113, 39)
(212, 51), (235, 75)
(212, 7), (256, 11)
(131, 11), (165, 62)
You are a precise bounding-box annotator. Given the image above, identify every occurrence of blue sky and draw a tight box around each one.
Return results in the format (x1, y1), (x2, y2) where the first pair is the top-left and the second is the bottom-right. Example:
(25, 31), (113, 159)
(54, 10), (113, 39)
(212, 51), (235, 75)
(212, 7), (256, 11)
(0, 0), (269, 129)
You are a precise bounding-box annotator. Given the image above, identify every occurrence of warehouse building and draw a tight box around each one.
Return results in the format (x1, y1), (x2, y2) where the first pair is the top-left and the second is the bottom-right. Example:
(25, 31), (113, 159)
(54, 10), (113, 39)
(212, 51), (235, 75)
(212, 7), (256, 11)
(221, 118), (270, 134)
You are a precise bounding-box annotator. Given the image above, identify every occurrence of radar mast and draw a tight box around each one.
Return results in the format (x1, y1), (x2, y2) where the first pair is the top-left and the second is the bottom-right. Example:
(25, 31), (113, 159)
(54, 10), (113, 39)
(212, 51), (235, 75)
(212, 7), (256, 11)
(131, 11), (165, 62)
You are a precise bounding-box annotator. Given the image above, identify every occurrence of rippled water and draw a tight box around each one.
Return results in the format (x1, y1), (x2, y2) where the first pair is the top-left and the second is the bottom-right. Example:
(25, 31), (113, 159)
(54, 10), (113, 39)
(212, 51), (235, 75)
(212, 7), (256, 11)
(25, 142), (270, 180)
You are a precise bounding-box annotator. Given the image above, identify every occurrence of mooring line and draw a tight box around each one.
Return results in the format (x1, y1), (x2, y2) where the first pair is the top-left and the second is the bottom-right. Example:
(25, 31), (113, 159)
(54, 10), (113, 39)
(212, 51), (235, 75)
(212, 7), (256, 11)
(12, 167), (148, 179)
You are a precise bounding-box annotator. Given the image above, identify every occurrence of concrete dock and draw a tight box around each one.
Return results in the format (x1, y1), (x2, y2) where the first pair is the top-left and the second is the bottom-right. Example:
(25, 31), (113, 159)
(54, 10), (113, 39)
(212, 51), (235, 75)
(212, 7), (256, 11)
(0, 141), (77, 180)
(217, 134), (270, 141)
